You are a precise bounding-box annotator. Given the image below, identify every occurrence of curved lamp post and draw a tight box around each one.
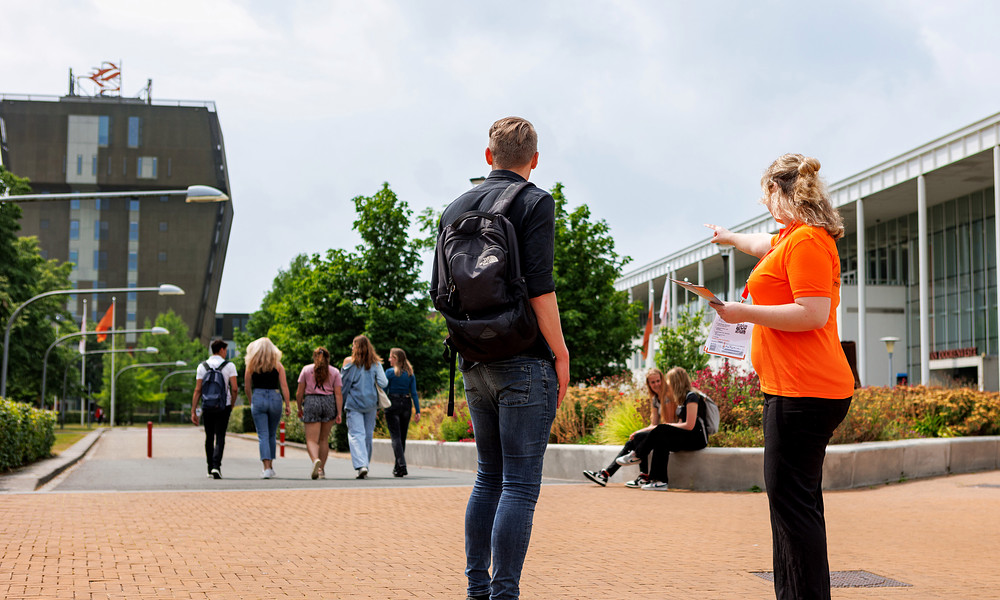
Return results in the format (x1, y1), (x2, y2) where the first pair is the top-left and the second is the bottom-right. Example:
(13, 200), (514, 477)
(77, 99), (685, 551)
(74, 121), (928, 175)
(1, 283), (184, 398)
(1, 185), (229, 204)
(113, 360), (187, 426)
(39, 327), (169, 407)
(158, 369), (197, 424)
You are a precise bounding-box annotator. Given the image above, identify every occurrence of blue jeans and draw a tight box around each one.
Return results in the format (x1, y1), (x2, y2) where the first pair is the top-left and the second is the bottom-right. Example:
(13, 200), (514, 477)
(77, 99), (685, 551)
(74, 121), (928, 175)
(463, 356), (558, 600)
(250, 388), (283, 461)
(345, 408), (376, 469)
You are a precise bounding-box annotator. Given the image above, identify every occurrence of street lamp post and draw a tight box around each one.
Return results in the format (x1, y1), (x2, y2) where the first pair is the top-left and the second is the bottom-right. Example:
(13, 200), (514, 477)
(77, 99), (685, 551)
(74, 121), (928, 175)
(0, 185), (229, 204)
(40, 327), (169, 407)
(159, 369), (197, 424)
(1, 283), (184, 398)
(53, 347), (158, 419)
(880, 336), (900, 387)
(113, 360), (187, 426)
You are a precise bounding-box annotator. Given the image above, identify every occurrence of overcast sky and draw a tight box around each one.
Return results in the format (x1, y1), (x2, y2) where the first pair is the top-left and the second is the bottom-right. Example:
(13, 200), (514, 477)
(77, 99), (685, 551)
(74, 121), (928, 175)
(5, 1), (1000, 313)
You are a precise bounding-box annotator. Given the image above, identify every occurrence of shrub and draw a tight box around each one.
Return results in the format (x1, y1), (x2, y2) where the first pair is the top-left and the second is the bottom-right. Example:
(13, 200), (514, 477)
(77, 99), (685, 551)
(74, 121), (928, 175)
(0, 398), (57, 471)
(440, 401), (474, 442)
(550, 386), (618, 444)
(593, 396), (646, 446)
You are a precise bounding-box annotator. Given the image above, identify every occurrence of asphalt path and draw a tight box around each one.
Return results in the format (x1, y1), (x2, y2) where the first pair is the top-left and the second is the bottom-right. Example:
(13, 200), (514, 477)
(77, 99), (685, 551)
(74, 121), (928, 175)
(46, 425), (483, 492)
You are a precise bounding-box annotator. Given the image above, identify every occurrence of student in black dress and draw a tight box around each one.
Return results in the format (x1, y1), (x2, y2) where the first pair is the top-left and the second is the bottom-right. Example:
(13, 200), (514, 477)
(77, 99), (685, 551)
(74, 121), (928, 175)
(616, 366), (707, 490)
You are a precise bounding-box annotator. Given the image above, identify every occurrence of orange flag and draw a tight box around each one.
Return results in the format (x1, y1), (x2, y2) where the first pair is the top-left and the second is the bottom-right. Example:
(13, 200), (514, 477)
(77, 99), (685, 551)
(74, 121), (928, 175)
(641, 302), (654, 360)
(95, 305), (113, 342)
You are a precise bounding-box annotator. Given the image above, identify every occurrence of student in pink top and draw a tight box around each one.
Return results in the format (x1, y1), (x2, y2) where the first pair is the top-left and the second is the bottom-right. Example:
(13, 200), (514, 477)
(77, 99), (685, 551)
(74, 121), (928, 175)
(296, 347), (344, 480)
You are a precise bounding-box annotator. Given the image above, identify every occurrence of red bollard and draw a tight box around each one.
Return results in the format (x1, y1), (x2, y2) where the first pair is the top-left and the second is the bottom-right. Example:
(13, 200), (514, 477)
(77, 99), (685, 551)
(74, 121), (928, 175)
(147, 421), (153, 458)
(279, 421), (286, 458)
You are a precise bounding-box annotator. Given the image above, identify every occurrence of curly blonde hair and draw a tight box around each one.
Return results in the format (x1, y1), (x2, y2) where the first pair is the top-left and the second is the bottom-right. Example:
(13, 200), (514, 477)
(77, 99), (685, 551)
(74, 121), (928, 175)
(245, 337), (282, 375)
(761, 153), (844, 240)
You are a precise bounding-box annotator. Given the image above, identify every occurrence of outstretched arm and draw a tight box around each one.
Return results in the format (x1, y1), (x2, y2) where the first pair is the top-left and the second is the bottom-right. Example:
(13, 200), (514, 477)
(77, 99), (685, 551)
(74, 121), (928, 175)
(705, 223), (772, 258)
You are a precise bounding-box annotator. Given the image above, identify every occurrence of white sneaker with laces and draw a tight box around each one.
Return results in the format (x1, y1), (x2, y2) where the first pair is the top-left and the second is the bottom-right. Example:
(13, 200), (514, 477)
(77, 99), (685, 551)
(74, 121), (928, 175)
(641, 480), (669, 491)
(615, 451), (641, 466)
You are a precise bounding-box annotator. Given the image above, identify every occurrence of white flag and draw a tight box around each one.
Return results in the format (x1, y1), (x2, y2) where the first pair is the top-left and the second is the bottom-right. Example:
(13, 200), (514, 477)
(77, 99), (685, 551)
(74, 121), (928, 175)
(658, 278), (670, 323)
(78, 299), (87, 353)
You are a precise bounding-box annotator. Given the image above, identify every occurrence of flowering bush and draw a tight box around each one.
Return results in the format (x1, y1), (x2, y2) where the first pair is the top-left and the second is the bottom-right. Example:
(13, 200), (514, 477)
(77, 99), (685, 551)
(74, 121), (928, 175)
(550, 386), (620, 443)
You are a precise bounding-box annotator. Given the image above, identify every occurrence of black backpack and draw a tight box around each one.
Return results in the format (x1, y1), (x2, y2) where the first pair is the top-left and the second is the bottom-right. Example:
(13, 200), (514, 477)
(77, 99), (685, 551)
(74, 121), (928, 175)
(433, 182), (539, 414)
(199, 360), (230, 412)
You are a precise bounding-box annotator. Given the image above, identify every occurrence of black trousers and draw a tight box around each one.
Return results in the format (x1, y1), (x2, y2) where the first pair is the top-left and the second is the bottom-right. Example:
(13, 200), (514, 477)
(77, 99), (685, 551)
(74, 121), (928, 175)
(385, 394), (412, 472)
(763, 394), (851, 600)
(630, 423), (707, 483)
(202, 407), (232, 472)
(605, 429), (651, 476)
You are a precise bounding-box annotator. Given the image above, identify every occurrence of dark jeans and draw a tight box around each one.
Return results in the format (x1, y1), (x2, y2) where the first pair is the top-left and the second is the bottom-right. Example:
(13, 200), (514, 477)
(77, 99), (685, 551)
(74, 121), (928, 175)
(385, 393), (412, 472)
(605, 429), (651, 476)
(763, 394), (851, 600)
(202, 406), (232, 472)
(463, 356), (558, 600)
(631, 423), (707, 483)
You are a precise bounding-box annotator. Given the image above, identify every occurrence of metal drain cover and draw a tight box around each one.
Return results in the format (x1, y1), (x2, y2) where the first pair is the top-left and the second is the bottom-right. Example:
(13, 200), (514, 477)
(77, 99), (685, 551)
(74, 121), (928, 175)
(752, 570), (911, 588)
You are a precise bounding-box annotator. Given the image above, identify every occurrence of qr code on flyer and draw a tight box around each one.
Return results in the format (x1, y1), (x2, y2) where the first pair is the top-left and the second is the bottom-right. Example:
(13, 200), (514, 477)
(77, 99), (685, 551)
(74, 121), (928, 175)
(735, 323), (748, 334)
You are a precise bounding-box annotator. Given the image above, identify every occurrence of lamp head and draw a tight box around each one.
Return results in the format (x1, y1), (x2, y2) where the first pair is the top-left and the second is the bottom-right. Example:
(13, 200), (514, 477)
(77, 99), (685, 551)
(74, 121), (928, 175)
(157, 284), (184, 296)
(144, 347), (159, 354)
(174, 360), (187, 367)
(185, 185), (229, 203)
(879, 336), (899, 354)
(151, 327), (170, 335)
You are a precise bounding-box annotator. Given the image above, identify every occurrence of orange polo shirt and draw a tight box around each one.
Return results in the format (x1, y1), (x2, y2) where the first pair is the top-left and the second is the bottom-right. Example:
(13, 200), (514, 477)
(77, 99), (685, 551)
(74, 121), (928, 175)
(746, 224), (855, 399)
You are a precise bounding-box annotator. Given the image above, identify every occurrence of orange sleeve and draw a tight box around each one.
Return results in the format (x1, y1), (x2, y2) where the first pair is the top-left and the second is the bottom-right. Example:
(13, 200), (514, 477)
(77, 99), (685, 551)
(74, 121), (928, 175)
(786, 237), (836, 299)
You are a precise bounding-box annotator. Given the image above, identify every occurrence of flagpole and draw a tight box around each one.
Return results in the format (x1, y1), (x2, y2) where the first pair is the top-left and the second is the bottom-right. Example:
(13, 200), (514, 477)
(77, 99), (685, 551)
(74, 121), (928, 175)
(109, 297), (116, 428)
(80, 299), (87, 425)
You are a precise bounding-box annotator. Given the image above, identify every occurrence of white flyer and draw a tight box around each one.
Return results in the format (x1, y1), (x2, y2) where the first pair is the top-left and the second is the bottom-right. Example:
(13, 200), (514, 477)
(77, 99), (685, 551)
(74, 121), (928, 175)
(703, 311), (753, 360)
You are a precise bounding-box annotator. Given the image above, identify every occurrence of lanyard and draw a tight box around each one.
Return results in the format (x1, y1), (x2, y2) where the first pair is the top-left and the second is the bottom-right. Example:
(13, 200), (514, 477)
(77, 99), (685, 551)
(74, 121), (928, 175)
(740, 223), (799, 302)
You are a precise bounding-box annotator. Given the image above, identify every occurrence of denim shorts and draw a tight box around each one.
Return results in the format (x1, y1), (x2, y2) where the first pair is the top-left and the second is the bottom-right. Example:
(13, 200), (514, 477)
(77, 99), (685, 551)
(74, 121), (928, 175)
(301, 394), (338, 423)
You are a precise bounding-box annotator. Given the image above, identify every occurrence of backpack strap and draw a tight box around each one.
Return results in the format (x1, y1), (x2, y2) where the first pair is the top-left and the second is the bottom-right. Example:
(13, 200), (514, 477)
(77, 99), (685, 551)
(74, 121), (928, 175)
(445, 342), (457, 417)
(487, 181), (530, 216)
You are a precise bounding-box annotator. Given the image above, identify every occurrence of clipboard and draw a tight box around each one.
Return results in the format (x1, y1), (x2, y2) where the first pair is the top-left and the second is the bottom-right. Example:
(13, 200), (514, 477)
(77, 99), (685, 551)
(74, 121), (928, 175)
(669, 278), (723, 305)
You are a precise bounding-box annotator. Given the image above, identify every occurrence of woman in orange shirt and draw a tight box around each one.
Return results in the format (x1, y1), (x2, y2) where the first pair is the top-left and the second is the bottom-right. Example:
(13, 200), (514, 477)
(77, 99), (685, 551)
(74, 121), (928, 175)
(706, 154), (854, 600)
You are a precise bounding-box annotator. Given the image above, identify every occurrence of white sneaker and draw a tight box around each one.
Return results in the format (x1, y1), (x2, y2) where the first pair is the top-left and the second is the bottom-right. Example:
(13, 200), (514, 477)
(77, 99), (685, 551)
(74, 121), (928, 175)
(615, 451), (641, 466)
(641, 480), (669, 491)
(260, 469), (271, 479)
(266, 468), (276, 478)
(311, 458), (322, 480)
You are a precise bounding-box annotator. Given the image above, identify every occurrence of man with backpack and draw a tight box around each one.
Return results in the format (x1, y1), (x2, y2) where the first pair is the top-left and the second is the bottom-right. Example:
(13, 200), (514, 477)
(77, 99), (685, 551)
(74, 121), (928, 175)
(432, 116), (570, 600)
(191, 339), (239, 479)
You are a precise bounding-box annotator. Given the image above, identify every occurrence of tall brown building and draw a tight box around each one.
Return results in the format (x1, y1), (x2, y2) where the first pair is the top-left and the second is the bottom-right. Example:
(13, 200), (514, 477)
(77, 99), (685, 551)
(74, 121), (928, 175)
(0, 93), (234, 344)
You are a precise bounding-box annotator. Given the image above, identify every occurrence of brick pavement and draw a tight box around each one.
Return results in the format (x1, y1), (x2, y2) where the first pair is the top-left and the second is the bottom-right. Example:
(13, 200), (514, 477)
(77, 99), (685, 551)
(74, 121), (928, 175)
(2, 430), (1000, 598)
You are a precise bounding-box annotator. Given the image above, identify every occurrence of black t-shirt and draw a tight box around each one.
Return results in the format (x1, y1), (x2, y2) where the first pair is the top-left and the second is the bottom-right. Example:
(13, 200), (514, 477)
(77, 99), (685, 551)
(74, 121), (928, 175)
(675, 391), (705, 430)
(433, 169), (556, 362)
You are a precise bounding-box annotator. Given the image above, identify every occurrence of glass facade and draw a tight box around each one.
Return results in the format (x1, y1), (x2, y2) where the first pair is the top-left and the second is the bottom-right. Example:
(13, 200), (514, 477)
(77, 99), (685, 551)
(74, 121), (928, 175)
(127, 116), (141, 148)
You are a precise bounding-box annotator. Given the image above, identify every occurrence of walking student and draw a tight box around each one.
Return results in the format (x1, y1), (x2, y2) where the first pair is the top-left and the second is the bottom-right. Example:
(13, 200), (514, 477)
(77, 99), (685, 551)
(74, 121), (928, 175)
(707, 153), (855, 600)
(296, 347), (343, 480)
(340, 335), (387, 479)
(432, 116), (570, 600)
(244, 337), (291, 479)
(191, 339), (239, 479)
(384, 347), (420, 477)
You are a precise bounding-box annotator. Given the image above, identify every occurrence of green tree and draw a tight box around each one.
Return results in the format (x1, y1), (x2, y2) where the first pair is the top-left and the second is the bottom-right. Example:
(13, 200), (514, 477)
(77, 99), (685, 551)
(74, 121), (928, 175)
(136, 310), (207, 419)
(654, 308), (710, 374)
(550, 183), (641, 382)
(0, 166), (74, 402)
(240, 183), (446, 396)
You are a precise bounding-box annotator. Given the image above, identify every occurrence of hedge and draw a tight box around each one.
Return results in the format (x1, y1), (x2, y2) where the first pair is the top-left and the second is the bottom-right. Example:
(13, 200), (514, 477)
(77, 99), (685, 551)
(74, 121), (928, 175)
(0, 397), (57, 471)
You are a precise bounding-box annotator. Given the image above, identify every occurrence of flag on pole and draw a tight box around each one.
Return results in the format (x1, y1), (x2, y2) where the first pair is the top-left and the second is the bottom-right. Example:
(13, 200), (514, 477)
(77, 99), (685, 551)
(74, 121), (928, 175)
(658, 278), (670, 323)
(641, 302), (654, 360)
(95, 305), (113, 342)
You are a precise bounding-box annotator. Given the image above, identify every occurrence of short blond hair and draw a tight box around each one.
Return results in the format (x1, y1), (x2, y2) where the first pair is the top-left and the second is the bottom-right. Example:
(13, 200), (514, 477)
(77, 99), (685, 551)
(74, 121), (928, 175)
(761, 153), (844, 240)
(489, 117), (537, 169)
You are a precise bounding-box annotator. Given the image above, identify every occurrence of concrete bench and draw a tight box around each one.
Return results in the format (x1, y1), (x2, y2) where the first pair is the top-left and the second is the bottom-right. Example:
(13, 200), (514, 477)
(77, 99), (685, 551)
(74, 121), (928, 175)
(372, 436), (1000, 491)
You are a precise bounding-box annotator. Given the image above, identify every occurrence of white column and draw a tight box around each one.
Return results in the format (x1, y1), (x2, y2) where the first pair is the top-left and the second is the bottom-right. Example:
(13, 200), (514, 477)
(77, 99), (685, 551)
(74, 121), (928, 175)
(670, 270), (678, 328)
(994, 146), (1000, 387)
(856, 197), (867, 385)
(727, 248), (737, 303)
(918, 175), (930, 386)
(647, 280), (655, 368)
(697, 260), (706, 310)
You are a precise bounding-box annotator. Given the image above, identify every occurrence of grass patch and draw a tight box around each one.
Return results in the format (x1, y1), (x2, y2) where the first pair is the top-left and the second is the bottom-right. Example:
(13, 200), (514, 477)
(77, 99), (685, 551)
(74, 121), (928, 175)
(51, 425), (94, 455)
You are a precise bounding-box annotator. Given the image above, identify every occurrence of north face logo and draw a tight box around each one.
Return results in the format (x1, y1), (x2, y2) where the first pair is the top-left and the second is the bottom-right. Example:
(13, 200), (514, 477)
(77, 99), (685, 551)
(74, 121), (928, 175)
(477, 255), (499, 269)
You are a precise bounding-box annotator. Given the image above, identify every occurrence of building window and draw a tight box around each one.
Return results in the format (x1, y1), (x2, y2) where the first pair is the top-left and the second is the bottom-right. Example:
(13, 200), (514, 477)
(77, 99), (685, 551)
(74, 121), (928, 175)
(98, 116), (110, 146)
(76, 154), (83, 175)
(129, 222), (139, 240)
(128, 282), (137, 302)
(159, 221), (168, 232)
(91, 155), (98, 176)
(107, 156), (112, 176)
(93, 251), (108, 270)
(96, 198), (107, 210)
(158, 251), (167, 262)
(40, 219), (49, 229)
(127, 116), (142, 148)
(69, 220), (79, 240)
(69, 250), (78, 269)
(127, 312), (137, 323)
(167, 157), (172, 177)
(70, 199), (80, 210)
(129, 199), (140, 211)
(94, 220), (109, 241)
(137, 156), (158, 179)
(128, 252), (138, 271)
(122, 157), (127, 176)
